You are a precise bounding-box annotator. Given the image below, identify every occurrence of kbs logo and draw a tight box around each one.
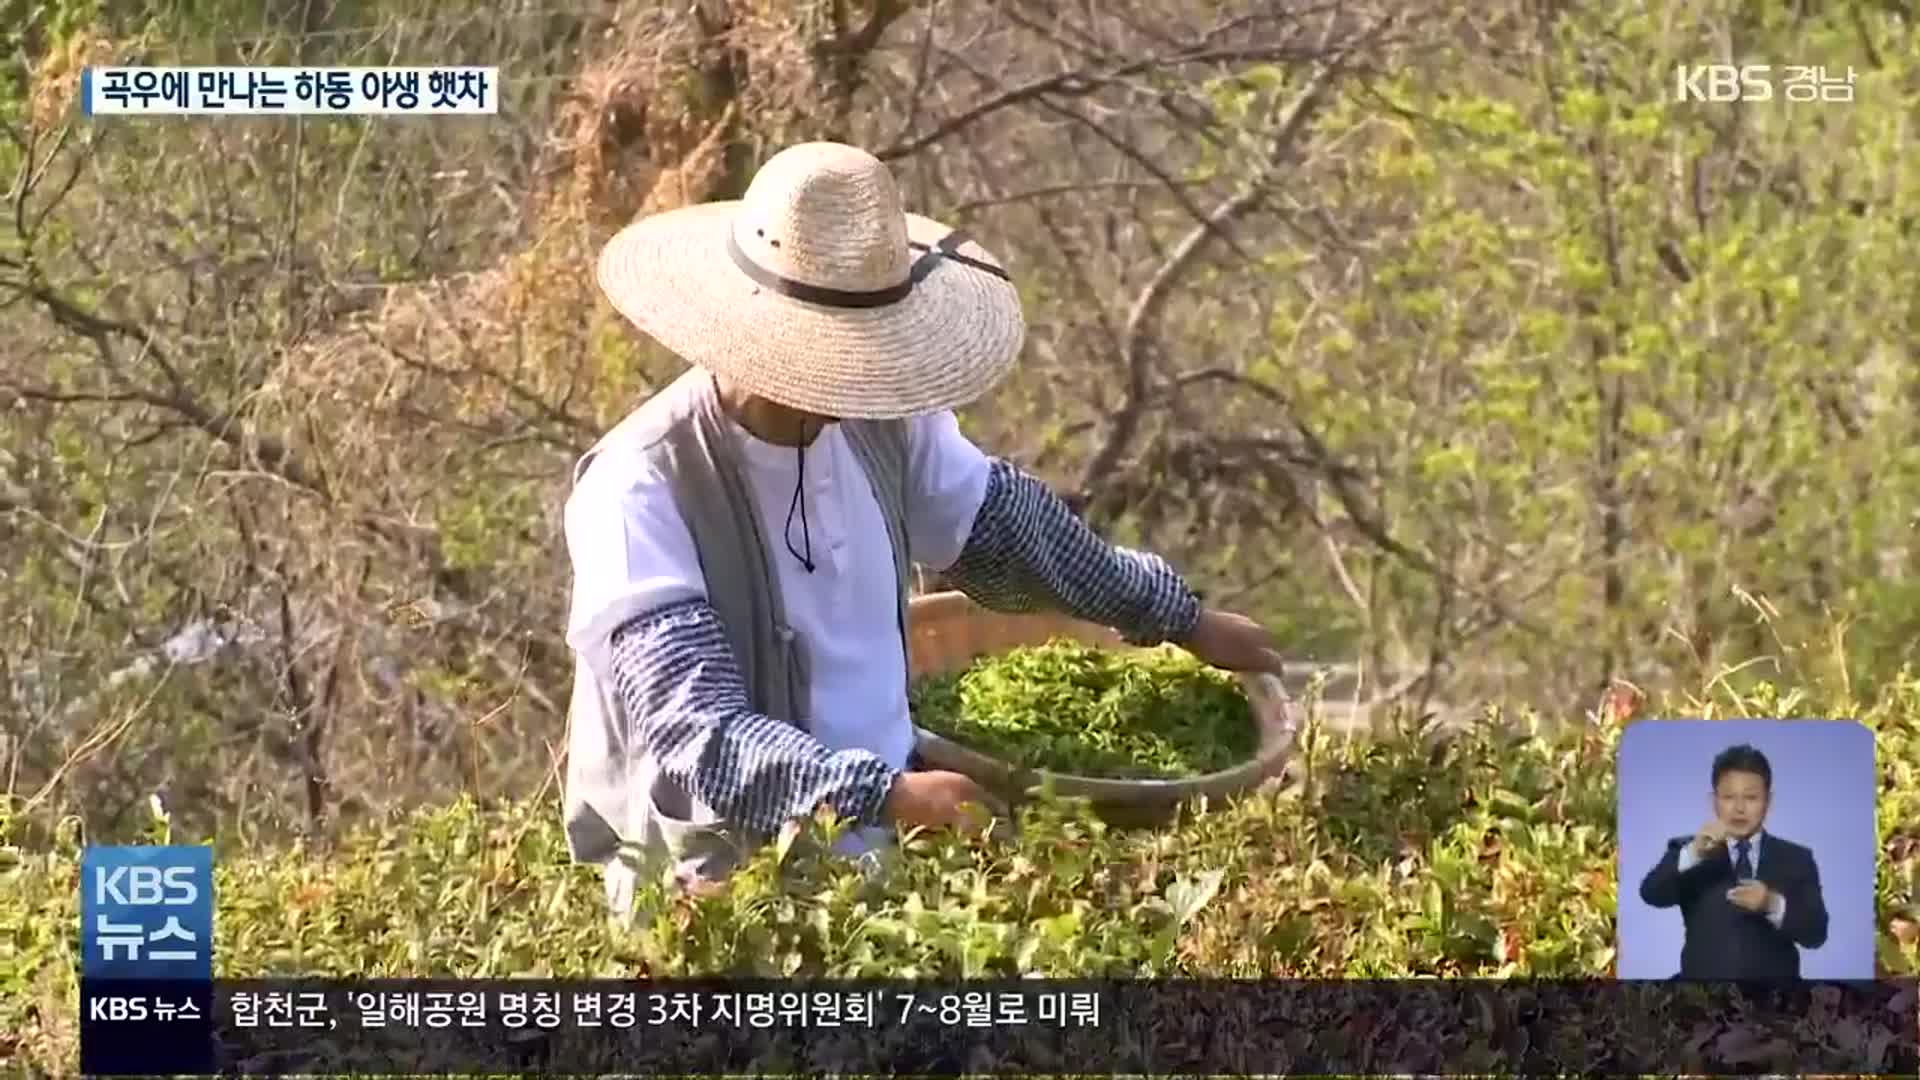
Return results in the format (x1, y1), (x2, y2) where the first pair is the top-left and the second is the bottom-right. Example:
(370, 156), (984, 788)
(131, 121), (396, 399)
(88, 995), (150, 1021)
(1674, 64), (1772, 102)
(79, 845), (214, 980)
(79, 983), (214, 1073)
(94, 864), (199, 906)
(1676, 64), (1857, 103)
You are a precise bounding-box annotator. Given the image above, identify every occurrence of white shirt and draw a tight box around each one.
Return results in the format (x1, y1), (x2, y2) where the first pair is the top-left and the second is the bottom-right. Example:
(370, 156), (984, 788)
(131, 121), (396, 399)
(1678, 829), (1787, 925)
(562, 386), (993, 848)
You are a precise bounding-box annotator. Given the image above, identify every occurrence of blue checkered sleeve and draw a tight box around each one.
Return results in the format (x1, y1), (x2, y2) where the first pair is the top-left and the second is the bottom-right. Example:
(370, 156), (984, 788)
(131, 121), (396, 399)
(943, 459), (1203, 645)
(605, 598), (898, 836)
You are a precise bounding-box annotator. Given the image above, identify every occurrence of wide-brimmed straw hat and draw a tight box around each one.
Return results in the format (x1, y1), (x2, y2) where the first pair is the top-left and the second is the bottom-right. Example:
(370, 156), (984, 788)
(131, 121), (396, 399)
(595, 142), (1026, 420)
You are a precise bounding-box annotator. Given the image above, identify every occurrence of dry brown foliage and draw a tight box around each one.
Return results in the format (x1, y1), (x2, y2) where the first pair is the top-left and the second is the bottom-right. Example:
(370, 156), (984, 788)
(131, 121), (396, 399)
(25, 29), (121, 132)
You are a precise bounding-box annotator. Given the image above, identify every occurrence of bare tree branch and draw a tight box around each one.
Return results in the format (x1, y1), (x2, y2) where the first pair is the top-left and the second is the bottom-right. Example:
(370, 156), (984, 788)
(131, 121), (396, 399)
(876, 43), (1338, 161)
(944, 178), (1204, 217)
(1074, 57), (1343, 513)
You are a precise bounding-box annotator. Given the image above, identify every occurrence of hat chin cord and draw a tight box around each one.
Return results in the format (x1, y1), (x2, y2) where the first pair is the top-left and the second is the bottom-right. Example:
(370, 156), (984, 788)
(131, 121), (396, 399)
(783, 444), (817, 573)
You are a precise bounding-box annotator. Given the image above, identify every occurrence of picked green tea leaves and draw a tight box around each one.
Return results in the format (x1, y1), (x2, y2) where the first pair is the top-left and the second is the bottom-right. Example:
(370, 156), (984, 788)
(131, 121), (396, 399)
(909, 639), (1257, 779)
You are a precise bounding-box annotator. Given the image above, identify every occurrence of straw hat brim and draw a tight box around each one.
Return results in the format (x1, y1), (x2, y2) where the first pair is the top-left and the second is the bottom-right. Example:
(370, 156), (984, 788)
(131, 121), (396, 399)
(596, 202), (1026, 420)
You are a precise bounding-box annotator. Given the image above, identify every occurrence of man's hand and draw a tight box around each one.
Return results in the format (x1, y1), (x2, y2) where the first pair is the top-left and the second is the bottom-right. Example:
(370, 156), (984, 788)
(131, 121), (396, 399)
(1727, 879), (1774, 913)
(1183, 609), (1288, 678)
(1691, 818), (1729, 859)
(884, 770), (1004, 832)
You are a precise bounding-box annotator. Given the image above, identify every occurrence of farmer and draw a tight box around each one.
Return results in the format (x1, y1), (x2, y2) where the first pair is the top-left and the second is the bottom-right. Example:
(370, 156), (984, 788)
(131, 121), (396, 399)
(562, 141), (1289, 913)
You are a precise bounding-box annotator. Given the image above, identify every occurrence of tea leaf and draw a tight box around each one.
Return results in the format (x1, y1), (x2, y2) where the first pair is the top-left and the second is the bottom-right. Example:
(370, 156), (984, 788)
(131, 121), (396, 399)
(911, 639), (1258, 778)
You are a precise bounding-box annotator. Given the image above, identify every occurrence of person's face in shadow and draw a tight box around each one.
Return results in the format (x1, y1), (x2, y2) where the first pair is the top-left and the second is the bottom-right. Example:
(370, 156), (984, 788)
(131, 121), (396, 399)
(1712, 768), (1770, 840)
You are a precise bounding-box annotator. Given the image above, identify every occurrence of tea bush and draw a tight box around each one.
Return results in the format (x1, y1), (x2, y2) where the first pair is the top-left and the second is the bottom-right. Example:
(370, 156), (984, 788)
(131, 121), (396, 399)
(4, 677), (1917, 1076)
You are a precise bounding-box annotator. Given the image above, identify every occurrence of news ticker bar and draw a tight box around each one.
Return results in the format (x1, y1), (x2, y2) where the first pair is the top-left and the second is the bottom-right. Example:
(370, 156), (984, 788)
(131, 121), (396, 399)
(81, 66), (497, 115)
(80, 977), (1918, 1076)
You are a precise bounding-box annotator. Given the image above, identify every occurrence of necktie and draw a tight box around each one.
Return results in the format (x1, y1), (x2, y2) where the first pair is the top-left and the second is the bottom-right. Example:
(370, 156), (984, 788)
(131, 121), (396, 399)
(1732, 838), (1753, 880)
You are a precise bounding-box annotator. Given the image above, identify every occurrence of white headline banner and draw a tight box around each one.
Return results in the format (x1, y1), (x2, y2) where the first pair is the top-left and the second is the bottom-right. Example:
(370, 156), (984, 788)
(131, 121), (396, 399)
(82, 67), (498, 116)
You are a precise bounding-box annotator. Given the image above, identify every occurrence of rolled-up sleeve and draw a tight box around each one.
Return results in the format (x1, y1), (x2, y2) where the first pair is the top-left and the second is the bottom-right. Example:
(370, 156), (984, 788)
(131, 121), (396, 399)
(903, 412), (1202, 646)
(605, 600), (899, 834)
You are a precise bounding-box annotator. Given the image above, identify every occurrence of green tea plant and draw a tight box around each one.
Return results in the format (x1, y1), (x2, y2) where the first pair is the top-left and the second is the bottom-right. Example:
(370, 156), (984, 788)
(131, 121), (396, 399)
(910, 640), (1258, 779)
(2, 670), (1916, 1078)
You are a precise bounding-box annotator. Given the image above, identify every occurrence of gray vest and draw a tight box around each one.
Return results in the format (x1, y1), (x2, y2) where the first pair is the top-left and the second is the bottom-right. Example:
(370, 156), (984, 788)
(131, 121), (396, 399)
(562, 370), (912, 886)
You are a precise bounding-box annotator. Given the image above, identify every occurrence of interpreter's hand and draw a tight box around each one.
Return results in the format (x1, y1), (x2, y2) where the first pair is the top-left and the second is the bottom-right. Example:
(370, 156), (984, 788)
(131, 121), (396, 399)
(1183, 609), (1288, 678)
(1691, 818), (1729, 859)
(1727, 879), (1774, 913)
(884, 770), (1004, 832)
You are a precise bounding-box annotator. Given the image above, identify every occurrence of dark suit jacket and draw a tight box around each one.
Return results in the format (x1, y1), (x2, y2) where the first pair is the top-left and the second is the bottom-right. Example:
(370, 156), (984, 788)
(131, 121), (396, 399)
(1638, 832), (1829, 980)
